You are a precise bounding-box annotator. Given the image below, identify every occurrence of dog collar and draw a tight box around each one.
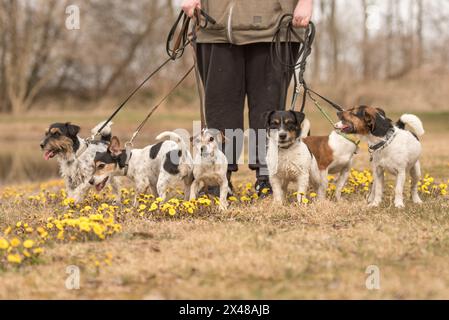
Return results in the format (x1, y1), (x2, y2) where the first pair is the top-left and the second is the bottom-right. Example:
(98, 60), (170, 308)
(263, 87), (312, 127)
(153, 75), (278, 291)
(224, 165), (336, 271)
(368, 128), (397, 154)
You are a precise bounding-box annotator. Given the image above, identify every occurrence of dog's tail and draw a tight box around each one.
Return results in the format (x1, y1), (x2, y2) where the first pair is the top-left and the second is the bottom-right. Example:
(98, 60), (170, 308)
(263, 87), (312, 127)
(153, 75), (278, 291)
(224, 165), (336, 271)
(397, 114), (425, 137)
(300, 118), (311, 139)
(156, 131), (189, 154)
(91, 120), (113, 142)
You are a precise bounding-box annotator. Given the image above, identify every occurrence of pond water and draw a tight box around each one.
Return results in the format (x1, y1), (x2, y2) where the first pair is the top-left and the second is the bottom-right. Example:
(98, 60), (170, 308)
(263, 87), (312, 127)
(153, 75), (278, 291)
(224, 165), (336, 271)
(0, 142), (59, 185)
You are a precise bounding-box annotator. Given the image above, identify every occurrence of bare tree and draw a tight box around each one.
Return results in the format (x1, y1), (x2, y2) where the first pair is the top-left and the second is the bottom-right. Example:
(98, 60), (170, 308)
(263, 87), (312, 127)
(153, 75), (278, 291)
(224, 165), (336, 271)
(361, 0), (370, 80)
(1, 0), (68, 114)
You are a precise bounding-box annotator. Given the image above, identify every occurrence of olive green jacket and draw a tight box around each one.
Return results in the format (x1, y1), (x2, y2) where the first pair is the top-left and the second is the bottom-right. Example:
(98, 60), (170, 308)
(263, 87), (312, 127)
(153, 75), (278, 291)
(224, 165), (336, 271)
(197, 0), (304, 44)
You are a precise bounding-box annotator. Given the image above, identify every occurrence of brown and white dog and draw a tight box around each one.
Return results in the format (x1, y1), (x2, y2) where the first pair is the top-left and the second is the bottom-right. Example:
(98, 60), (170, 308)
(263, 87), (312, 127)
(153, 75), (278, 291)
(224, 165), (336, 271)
(335, 106), (425, 208)
(301, 119), (359, 201)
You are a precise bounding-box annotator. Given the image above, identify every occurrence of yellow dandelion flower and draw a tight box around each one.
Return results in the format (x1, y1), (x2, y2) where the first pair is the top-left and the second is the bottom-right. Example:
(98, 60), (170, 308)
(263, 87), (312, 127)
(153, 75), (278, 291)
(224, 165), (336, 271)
(23, 240), (34, 249)
(7, 254), (22, 264)
(23, 250), (31, 258)
(309, 192), (317, 198)
(0, 238), (9, 250)
(10, 238), (21, 248)
(168, 208), (176, 216)
(228, 196), (238, 202)
(302, 197), (309, 204)
(33, 248), (44, 255)
(149, 202), (159, 212)
(57, 231), (65, 240)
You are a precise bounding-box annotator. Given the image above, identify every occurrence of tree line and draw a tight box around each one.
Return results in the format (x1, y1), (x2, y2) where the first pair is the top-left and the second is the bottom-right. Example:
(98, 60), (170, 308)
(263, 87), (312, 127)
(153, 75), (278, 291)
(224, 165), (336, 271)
(0, 0), (447, 114)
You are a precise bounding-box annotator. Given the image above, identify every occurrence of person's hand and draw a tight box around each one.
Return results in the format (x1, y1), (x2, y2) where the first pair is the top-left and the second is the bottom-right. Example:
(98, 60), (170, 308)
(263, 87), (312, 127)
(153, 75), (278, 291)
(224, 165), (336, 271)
(293, 0), (313, 28)
(182, 0), (201, 18)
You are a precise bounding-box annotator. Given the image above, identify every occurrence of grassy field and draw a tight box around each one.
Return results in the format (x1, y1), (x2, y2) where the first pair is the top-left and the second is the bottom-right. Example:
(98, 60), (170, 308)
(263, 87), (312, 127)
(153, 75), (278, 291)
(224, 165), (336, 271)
(0, 106), (448, 299)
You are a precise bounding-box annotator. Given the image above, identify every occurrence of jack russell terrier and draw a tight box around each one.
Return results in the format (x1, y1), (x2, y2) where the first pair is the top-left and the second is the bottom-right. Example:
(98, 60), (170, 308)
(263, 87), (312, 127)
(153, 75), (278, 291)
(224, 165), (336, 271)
(89, 132), (193, 202)
(335, 106), (425, 208)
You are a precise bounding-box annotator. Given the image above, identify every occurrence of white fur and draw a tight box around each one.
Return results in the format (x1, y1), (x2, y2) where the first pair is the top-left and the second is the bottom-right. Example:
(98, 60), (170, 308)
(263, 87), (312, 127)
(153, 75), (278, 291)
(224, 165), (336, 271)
(92, 133), (193, 202)
(400, 114), (425, 136)
(300, 119), (311, 139)
(312, 131), (358, 201)
(190, 129), (229, 211)
(301, 119), (358, 200)
(366, 114), (424, 208)
(57, 121), (118, 203)
(266, 134), (320, 204)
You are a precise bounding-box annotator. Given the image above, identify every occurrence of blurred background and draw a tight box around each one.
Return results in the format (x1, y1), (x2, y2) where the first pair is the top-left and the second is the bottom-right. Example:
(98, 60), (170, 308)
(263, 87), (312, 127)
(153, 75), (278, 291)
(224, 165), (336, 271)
(0, 0), (448, 184)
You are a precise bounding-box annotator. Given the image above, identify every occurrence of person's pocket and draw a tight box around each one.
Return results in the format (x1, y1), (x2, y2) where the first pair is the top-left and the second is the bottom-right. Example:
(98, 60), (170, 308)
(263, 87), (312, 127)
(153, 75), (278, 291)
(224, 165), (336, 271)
(232, 0), (282, 31)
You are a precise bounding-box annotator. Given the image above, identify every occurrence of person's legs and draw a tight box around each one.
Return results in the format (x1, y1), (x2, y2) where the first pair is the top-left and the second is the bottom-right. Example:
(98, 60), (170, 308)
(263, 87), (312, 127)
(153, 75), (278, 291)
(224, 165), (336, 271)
(245, 43), (299, 187)
(196, 43), (246, 175)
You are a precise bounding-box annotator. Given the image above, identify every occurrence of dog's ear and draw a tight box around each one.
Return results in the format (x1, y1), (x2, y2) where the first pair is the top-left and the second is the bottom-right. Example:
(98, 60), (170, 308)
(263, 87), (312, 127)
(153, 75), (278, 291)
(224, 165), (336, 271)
(65, 123), (80, 137)
(219, 131), (229, 143)
(371, 110), (392, 137)
(262, 111), (275, 128)
(376, 107), (386, 117)
(108, 136), (122, 156)
(290, 111), (305, 126)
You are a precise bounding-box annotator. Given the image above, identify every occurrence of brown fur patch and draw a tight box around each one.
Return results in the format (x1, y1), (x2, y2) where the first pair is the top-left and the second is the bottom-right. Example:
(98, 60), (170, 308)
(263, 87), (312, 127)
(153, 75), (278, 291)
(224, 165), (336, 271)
(303, 136), (334, 170)
(93, 162), (116, 176)
(44, 136), (74, 155)
(339, 106), (376, 135)
(50, 128), (62, 135)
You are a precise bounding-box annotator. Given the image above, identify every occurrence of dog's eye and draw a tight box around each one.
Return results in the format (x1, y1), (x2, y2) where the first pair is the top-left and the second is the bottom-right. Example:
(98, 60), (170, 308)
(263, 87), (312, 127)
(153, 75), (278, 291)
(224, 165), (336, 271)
(209, 137), (214, 142)
(97, 164), (105, 170)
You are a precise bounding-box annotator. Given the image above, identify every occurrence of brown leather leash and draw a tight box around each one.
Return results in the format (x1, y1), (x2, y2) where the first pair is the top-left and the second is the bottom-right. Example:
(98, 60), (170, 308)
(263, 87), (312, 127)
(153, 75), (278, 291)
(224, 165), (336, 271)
(92, 9), (215, 140)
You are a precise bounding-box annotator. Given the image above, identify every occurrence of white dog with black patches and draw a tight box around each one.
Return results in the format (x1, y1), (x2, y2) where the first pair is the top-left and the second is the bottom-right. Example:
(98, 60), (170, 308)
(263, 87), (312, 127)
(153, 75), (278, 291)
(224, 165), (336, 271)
(40, 121), (116, 203)
(336, 106), (425, 208)
(90, 132), (193, 202)
(190, 129), (229, 211)
(264, 110), (320, 205)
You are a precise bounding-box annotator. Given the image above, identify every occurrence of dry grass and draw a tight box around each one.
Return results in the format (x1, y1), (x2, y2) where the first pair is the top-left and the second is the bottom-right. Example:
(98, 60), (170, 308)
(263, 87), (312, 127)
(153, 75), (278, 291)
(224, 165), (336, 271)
(0, 189), (448, 299)
(0, 108), (448, 300)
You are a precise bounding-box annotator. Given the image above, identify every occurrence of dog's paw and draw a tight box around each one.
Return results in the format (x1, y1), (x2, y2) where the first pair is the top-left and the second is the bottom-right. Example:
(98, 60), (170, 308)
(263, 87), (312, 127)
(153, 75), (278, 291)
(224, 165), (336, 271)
(394, 201), (405, 209)
(368, 201), (380, 208)
(412, 197), (423, 205)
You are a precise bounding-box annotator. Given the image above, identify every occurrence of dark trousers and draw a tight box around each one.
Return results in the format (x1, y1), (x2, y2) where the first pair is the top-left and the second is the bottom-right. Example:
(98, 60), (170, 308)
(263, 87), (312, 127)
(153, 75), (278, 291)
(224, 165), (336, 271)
(196, 43), (298, 178)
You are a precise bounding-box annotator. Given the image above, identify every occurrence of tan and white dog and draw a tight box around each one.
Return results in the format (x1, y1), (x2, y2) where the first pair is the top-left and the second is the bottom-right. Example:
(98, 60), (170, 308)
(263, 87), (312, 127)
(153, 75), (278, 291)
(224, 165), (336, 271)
(335, 106), (425, 208)
(301, 119), (359, 201)
(190, 129), (229, 210)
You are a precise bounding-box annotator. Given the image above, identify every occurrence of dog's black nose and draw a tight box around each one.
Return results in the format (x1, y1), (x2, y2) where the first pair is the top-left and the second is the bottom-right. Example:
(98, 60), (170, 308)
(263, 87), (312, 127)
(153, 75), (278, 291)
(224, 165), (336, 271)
(40, 143), (44, 149)
(88, 178), (95, 185)
(279, 132), (287, 140)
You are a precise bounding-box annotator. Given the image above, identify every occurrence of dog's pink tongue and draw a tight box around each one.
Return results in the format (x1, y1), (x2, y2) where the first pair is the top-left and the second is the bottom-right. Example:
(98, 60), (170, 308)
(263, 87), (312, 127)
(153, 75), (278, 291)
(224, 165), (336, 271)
(44, 151), (53, 161)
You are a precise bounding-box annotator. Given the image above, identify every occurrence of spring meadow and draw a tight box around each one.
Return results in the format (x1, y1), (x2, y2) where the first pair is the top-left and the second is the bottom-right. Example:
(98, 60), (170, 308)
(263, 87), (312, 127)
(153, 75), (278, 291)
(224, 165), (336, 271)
(1, 0), (449, 301)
